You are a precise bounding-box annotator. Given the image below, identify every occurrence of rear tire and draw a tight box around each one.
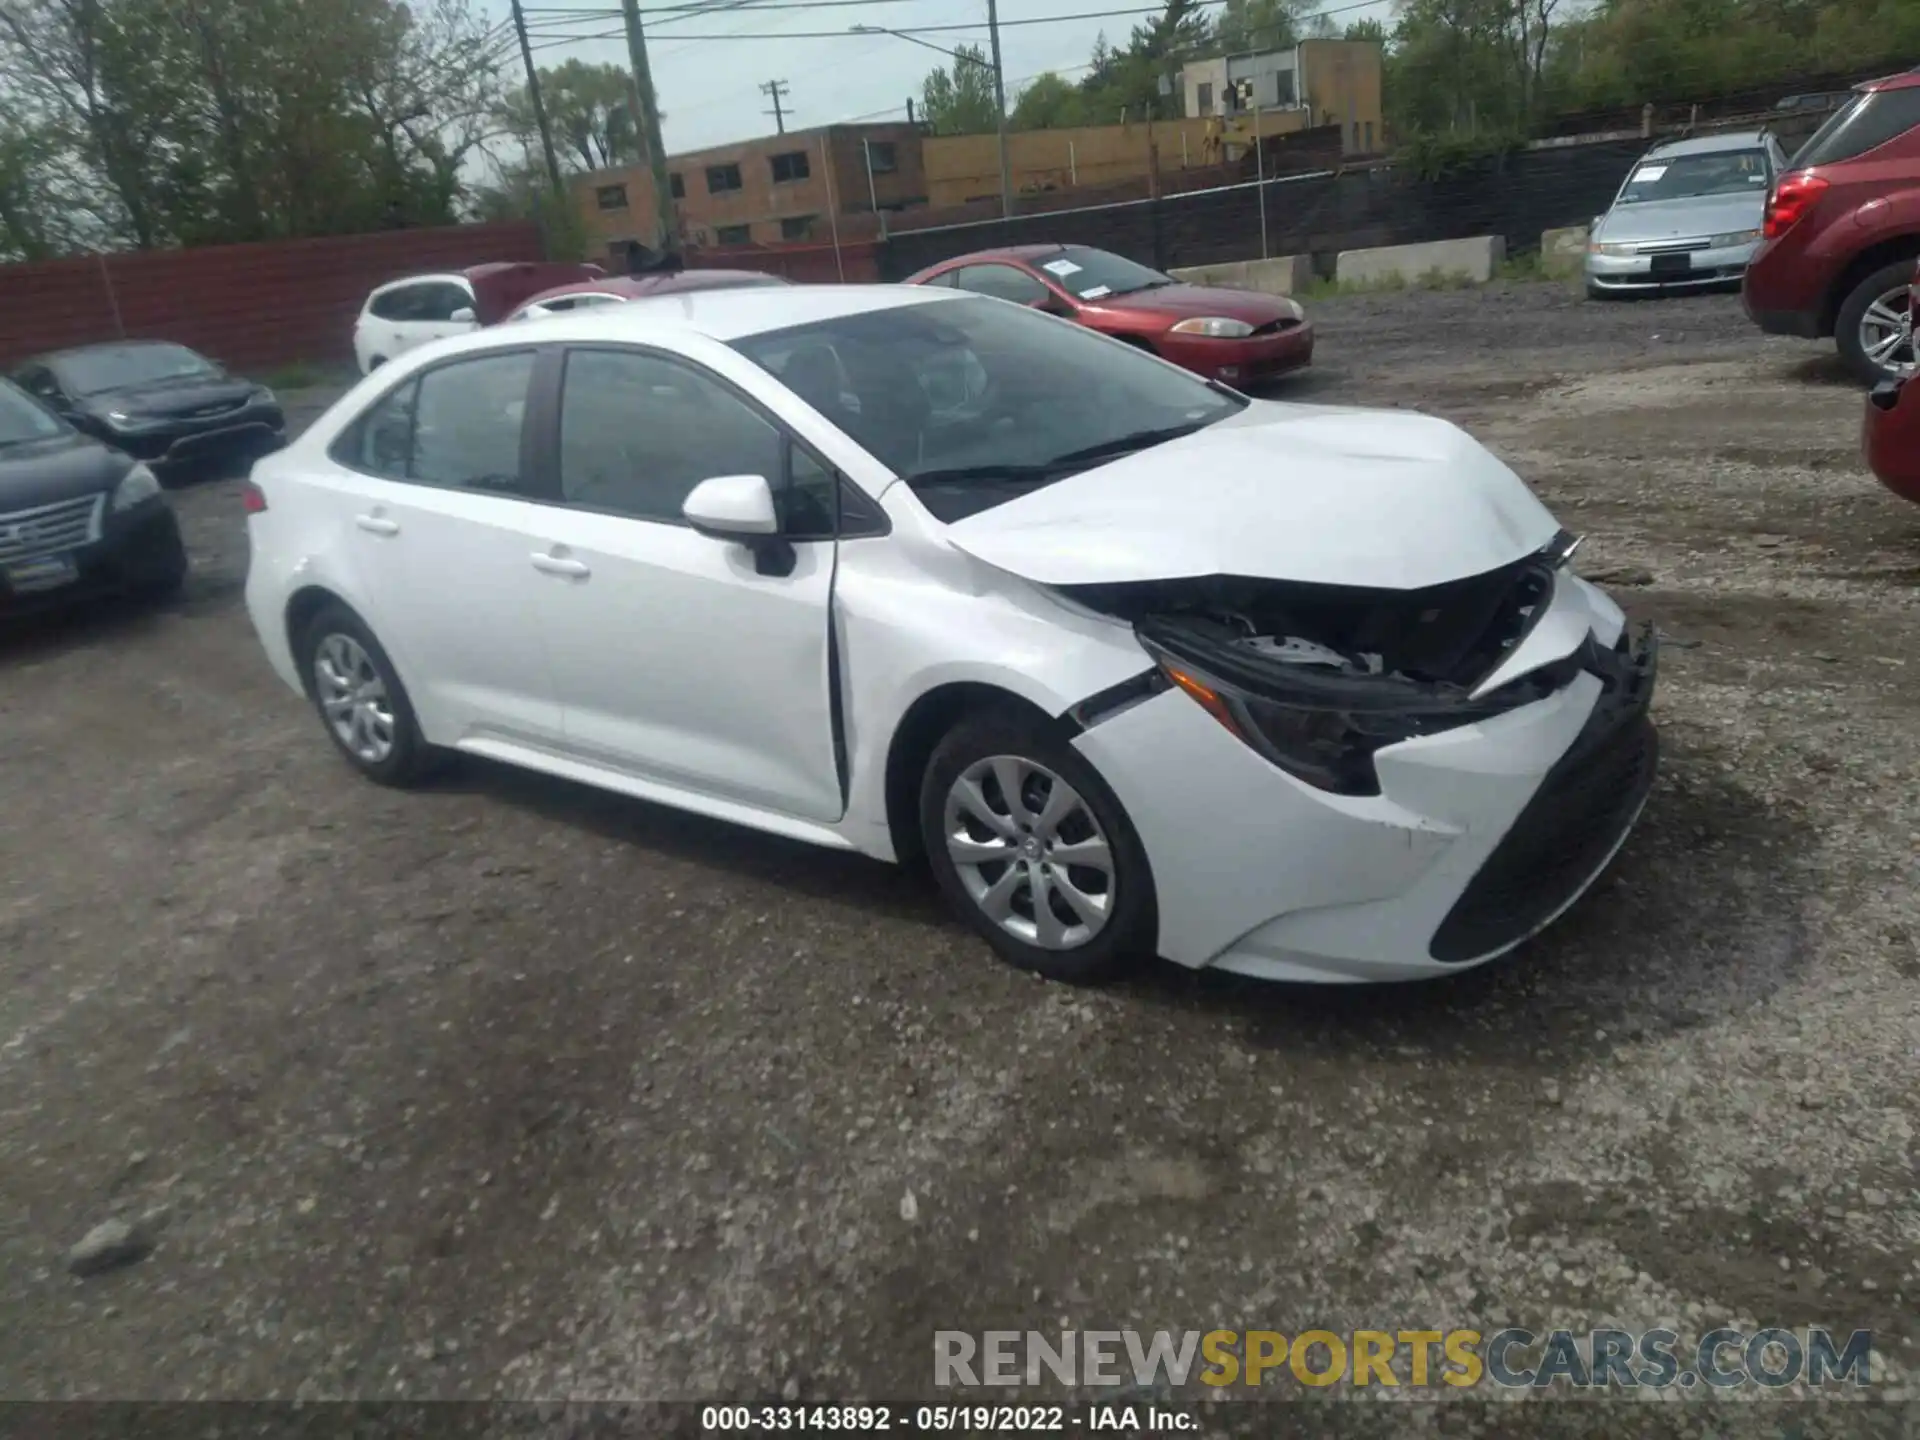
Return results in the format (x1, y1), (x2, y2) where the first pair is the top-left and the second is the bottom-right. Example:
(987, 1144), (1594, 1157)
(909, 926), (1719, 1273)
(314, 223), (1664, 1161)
(298, 603), (436, 787)
(1834, 258), (1917, 386)
(919, 707), (1157, 984)
(131, 523), (188, 602)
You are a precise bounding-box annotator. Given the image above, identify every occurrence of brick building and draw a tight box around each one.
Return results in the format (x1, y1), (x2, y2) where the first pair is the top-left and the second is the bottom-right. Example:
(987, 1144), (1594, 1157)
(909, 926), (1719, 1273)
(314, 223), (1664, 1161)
(575, 122), (927, 257)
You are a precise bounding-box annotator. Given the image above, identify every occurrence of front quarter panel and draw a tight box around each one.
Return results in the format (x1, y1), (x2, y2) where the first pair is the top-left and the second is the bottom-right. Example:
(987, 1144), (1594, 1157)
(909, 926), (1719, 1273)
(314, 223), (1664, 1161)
(834, 518), (1156, 860)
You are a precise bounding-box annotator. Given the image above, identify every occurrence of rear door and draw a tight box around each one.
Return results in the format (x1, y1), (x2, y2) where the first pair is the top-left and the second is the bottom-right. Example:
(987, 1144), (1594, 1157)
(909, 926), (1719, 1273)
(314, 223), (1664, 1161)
(326, 349), (563, 745)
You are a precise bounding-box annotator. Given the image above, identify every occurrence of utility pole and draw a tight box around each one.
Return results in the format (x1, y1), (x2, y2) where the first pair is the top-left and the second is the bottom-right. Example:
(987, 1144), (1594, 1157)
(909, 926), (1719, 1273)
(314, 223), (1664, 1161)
(760, 79), (791, 134)
(621, 0), (679, 255)
(984, 0), (1013, 218)
(508, 0), (565, 200)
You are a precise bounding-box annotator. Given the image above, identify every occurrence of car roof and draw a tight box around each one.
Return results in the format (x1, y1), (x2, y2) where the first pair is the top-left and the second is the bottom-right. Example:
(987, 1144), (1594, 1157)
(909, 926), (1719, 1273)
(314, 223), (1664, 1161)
(1863, 68), (1920, 93)
(369, 272), (469, 296)
(929, 244), (1073, 267)
(432, 283), (956, 356)
(32, 338), (200, 367)
(1645, 130), (1773, 157)
(519, 271), (782, 306)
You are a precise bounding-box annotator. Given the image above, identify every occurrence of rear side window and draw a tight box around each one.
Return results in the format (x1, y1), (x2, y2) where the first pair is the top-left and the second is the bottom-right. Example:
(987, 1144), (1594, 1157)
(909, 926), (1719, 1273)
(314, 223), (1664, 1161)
(368, 286), (423, 321)
(331, 351), (535, 493)
(951, 264), (1049, 305)
(1791, 87), (1920, 168)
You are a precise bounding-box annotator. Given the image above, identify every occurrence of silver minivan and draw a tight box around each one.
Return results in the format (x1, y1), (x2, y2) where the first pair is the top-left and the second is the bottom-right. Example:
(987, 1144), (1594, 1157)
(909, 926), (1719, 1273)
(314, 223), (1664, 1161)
(1585, 130), (1787, 298)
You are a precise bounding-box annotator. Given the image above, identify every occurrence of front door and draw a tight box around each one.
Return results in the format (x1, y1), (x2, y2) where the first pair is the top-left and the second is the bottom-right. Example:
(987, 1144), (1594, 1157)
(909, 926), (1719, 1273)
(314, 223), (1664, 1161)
(527, 344), (843, 823)
(328, 348), (564, 745)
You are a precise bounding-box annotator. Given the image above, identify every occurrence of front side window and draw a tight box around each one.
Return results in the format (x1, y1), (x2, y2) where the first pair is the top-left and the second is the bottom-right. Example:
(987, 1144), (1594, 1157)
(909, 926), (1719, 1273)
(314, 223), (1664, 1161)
(1030, 247), (1174, 302)
(0, 379), (68, 447)
(557, 348), (782, 523)
(732, 295), (1245, 522)
(1616, 148), (1773, 205)
(1791, 87), (1920, 168)
(414, 283), (474, 322)
(54, 343), (217, 396)
(334, 352), (534, 491)
(952, 264), (1049, 305)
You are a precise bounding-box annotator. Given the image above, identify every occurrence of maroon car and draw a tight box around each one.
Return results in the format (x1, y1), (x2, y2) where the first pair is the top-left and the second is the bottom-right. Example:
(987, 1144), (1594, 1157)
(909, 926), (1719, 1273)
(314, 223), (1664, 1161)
(1862, 256), (1920, 506)
(905, 244), (1313, 386)
(1742, 68), (1920, 384)
(505, 269), (790, 322)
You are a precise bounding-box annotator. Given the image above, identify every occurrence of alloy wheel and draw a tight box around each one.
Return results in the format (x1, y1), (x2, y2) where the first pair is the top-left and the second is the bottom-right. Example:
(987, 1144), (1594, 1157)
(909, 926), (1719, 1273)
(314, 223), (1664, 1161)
(313, 632), (396, 764)
(942, 755), (1115, 951)
(1859, 284), (1916, 379)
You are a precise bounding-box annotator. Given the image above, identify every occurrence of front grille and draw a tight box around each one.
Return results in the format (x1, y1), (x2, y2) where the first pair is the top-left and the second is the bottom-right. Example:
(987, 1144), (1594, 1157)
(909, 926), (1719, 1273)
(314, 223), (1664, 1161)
(1249, 317), (1301, 336)
(1637, 240), (1708, 254)
(1429, 629), (1659, 964)
(186, 398), (247, 418)
(0, 494), (103, 564)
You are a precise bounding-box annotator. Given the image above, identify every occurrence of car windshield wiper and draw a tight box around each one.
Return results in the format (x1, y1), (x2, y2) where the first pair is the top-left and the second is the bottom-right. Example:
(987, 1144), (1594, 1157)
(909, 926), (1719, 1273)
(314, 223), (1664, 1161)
(905, 462), (1059, 487)
(1040, 419), (1215, 470)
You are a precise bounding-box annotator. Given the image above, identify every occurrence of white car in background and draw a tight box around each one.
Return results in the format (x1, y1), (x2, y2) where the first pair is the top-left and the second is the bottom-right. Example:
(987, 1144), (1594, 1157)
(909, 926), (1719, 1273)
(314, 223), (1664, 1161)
(247, 285), (1658, 986)
(351, 262), (605, 375)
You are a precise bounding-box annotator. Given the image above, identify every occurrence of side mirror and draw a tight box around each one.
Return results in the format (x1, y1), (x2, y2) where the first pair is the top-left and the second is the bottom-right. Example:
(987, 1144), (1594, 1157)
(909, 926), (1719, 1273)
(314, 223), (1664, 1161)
(683, 474), (793, 577)
(449, 306), (477, 324)
(683, 473), (779, 539)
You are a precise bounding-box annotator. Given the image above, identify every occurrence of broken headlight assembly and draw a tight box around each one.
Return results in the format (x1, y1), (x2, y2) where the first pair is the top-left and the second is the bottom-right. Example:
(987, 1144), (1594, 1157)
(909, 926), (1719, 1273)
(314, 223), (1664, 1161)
(1141, 636), (1441, 796)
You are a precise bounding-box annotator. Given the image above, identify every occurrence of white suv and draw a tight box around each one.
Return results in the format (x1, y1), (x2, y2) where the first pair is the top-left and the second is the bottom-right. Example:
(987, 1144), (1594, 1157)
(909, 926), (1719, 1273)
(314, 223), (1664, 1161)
(352, 274), (480, 376)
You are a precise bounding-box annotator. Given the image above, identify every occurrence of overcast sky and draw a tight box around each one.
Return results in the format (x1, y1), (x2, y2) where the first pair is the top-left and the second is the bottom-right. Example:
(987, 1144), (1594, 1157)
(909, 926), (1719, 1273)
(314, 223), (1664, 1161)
(485, 0), (1392, 159)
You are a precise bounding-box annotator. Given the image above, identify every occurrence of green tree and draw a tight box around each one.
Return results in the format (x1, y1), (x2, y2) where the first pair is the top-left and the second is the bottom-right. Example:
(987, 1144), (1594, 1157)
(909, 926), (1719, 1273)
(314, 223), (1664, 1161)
(1010, 71), (1087, 130)
(495, 59), (640, 173)
(919, 44), (1000, 135)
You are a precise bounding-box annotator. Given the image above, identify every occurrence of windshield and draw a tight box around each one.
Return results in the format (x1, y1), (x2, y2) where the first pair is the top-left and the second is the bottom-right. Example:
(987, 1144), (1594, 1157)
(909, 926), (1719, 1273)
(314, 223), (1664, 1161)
(732, 294), (1245, 521)
(1035, 247), (1176, 301)
(1617, 149), (1772, 205)
(55, 343), (217, 396)
(0, 380), (68, 447)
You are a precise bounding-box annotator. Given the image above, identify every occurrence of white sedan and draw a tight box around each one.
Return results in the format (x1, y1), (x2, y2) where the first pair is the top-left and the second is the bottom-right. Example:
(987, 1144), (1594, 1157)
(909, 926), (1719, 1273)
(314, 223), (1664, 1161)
(243, 285), (1658, 985)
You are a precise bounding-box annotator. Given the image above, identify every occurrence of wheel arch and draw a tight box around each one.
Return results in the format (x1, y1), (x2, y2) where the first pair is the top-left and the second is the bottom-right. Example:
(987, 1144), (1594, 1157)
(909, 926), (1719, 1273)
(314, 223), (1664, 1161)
(881, 681), (1058, 867)
(1822, 233), (1920, 333)
(284, 585), (366, 695)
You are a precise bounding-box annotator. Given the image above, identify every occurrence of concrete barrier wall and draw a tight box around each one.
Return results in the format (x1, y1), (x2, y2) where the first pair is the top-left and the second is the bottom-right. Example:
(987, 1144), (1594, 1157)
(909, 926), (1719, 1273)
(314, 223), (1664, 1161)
(1540, 225), (1589, 279)
(1169, 254), (1313, 296)
(1336, 236), (1506, 286)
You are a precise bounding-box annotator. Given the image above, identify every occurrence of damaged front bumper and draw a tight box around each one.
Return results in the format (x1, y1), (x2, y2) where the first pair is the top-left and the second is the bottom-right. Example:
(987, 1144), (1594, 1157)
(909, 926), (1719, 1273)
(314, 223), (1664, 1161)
(1067, 566), (1659, 982)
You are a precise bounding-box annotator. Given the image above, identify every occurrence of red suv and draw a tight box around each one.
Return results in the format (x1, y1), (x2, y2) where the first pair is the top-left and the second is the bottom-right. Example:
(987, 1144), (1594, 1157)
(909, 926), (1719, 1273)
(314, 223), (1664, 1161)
(1743, 69), (1920, 384)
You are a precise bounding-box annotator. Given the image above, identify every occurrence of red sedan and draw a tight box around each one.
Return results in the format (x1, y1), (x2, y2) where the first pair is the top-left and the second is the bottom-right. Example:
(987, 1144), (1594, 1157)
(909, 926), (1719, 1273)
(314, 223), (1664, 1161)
(505, 269), (789, 322)
(904, 244), (1313, 386)
(1861, 257), (1920, 506)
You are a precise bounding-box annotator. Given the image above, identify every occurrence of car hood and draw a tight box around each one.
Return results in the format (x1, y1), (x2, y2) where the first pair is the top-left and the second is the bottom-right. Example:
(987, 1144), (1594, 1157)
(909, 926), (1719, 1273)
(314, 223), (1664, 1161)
(1595, 190), (1765, 244)
(82, 375), (257, 419)
(0, 430), (132, 510)
(1084, 283), (1300, 324)
(941, 402), (1560, 590)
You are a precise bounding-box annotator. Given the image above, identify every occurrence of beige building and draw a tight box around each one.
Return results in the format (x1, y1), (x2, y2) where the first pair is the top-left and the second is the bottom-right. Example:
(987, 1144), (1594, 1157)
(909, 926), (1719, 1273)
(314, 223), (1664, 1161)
(1179, 39), (1385, 155)
(922, 112), (1310, 209)
(575, 122), (927, 256)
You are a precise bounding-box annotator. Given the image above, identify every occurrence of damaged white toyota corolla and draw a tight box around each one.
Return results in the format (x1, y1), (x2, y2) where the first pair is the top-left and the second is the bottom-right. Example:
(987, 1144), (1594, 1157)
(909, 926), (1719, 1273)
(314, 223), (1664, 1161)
(243, 284), (1657, 985)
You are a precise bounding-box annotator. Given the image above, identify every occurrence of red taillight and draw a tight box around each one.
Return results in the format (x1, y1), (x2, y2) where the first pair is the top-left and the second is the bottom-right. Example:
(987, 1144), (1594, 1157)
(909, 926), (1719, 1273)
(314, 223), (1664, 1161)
(1764, 172), (1829, 239)
(240, 480), (268, 514)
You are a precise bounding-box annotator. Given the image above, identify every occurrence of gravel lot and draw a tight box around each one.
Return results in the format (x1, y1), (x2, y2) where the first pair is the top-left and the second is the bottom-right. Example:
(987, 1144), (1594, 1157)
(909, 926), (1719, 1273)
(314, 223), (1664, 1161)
(3, 283), (1917, 1426)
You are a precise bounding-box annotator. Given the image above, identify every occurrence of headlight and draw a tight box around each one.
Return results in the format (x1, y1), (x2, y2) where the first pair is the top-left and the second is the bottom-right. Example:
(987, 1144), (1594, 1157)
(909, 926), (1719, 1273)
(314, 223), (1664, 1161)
(111, 462), (161, 512)
(106, 409), (134, 425)
(252, 385), (277, 405)
(1708, 229), (1762, 247)
(1169, 316), (1255, 339)
(1587, 241), (1638, 256)
(1146, 642), (1418, 795)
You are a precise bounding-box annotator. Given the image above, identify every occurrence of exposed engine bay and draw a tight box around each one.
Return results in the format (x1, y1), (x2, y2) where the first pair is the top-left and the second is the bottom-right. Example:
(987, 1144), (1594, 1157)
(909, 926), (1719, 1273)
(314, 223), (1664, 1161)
(1063, 553), (1557, 698)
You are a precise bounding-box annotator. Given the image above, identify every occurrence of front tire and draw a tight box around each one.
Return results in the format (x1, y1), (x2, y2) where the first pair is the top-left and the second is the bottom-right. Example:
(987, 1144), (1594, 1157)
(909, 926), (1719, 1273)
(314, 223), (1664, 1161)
(1834, 258), (1917, 386)
(919, 708), (1157, 984)
(299, 603), (434, 786)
